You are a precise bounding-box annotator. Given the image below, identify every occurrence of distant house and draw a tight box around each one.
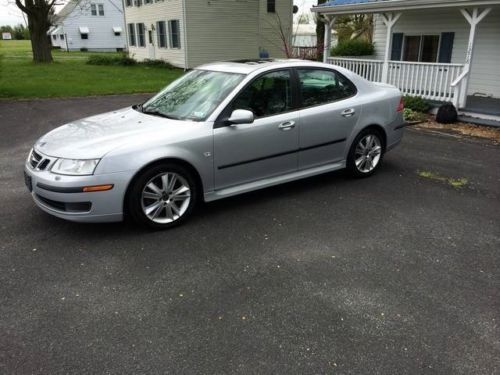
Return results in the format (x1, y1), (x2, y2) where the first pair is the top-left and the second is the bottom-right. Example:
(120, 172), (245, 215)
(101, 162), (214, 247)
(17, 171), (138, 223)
(292, 22), (337, 60)
(49, 0), (126, 52)
(2, 32), (12, 40)
(124, 0), (293, 69)
(313, 0), (500, 120)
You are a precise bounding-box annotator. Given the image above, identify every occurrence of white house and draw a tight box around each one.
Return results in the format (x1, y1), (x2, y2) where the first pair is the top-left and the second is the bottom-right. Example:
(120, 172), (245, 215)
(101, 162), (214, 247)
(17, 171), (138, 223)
(313, 0), (500, 118)
(292, 22), (337, 47)
(124, 0), (293, 69)
(49, 0), (126, 52)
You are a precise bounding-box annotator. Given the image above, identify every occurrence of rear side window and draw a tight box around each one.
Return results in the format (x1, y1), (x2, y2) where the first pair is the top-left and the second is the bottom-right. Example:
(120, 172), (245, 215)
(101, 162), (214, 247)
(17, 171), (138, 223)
(231, 70), (292, 118)
(298, 69), (356, 108)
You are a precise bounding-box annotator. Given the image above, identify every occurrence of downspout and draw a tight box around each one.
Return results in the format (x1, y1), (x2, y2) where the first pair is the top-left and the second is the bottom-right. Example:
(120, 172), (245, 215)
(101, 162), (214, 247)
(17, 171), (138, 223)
(182, 0), (188, 70)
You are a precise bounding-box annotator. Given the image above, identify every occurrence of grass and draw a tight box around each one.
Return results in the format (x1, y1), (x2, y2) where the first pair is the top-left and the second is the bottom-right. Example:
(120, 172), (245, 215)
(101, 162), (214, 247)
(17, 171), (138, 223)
(417, 170), (468, 188)
(0, 40), (183, 99)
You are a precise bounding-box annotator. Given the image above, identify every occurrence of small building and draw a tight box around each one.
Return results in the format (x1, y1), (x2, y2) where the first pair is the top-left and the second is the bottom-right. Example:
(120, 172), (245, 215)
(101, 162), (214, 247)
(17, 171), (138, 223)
(313, 0), (500, 120)
(124, 0), (293, 69)
(49, 0), (126, 52)
(2, 32), (12, 40)
(292, 22), (337, 60)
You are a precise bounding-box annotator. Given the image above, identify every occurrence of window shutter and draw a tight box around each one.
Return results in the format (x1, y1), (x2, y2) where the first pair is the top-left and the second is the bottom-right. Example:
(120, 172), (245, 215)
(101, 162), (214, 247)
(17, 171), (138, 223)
(391, 33), (403, 61)
(438, 32), (454, 63)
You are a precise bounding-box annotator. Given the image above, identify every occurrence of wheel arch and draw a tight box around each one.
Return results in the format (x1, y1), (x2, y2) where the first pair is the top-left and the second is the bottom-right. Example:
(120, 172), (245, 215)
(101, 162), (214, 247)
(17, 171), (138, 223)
(357, 124), (387, 150)
(123, 157), (205, 217)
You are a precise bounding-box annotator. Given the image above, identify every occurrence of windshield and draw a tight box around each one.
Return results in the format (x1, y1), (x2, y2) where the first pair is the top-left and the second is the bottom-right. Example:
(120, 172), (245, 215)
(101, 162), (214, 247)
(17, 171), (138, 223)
(142, 69), (245, 121)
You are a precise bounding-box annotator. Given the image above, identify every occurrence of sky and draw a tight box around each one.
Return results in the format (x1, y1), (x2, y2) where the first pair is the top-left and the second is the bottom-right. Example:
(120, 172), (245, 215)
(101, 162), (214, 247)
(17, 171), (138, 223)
(0, 0), (318, 26)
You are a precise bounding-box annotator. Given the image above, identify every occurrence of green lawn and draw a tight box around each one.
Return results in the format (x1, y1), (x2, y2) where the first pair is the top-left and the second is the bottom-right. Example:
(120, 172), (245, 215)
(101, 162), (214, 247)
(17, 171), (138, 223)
(0, 40), (183, 99)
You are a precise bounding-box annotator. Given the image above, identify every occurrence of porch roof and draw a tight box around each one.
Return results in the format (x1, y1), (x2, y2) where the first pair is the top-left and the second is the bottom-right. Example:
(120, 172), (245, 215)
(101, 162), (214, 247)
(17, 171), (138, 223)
(312, 0), (500, 15)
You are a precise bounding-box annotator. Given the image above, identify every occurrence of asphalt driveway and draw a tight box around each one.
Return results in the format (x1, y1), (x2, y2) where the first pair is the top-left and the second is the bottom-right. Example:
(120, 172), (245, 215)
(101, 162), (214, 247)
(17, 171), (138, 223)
(0, 95), (499, 374)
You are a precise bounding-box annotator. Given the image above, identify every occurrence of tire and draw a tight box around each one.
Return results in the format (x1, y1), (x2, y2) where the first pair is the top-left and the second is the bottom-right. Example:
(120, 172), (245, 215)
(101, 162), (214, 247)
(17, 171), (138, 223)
(126, 162), (199, 229)
(347, 128), (385, 178)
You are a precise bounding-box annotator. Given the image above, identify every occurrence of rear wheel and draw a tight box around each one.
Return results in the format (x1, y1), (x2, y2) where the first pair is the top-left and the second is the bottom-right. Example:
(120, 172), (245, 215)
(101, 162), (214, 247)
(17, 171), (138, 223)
(347, 129), (384, 177)
(127, 163), (198, 229)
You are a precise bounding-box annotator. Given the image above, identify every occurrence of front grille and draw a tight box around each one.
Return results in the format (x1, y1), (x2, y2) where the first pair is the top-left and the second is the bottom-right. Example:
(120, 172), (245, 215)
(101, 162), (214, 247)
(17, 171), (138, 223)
(35, 194), (91, 213)
(29, 149), (54, 171)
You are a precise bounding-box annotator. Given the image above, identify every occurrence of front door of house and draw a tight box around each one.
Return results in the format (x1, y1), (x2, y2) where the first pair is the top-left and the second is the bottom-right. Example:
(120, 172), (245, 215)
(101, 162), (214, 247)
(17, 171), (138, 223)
(148, 29), (155, 60)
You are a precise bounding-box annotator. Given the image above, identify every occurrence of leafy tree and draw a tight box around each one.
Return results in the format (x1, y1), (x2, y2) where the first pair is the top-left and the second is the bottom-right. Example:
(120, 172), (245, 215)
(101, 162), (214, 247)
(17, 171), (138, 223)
(14, 0), (57, 62)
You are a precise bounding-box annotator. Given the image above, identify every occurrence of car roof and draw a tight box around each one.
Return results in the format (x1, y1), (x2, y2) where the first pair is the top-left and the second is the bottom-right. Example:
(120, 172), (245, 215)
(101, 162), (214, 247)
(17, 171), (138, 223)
(196, 59), (342, 75)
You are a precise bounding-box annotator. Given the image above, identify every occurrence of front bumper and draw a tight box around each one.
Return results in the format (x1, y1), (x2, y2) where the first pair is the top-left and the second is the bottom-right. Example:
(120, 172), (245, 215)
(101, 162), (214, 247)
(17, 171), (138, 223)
(24, 163), (134, 223)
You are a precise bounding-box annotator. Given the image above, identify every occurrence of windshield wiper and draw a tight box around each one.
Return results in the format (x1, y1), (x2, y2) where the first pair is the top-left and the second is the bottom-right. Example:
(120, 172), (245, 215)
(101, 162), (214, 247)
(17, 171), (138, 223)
(132, 103), (144, 112)
(142, 108), (179, 120)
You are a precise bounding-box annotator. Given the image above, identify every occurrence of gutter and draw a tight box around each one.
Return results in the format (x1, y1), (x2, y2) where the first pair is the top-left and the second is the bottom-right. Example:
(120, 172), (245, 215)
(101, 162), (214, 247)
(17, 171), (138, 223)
(311, 0), (500, 14)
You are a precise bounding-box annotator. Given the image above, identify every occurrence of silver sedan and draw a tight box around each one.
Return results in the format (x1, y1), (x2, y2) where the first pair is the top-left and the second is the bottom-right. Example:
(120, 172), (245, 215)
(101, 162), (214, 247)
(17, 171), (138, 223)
(24, 59), (406, 229)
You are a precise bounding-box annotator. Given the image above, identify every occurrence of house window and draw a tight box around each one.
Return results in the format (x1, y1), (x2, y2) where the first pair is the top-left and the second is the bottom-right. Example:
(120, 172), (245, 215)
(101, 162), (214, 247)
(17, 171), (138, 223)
(156, 21), (167, 48)
(81, 33), (88, 40)
(402, 35), (440, 63)
(52, 35), (57, 40)
(168, 20), (180, 49)
(267, 0), (275, 13)
(90, 4), (97, 15)
(128, 23), (136, 46)
(144, 0), (151, 4)
(137, 23), (146, 47)
(134, 0), (142, 6)
(60, 34), (64, 40)
(125, 0), (132, 6)
(98, 4), (104, 16)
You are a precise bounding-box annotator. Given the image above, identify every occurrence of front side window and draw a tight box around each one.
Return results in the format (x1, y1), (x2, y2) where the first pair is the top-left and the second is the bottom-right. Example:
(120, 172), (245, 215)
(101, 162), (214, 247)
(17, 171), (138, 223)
(231, 70), (292, 118)
(125, 0), (132, 6)
(81, 33), (88, 40)
(60, 34), (64, 40)
(403, 35), (440, 62)
(137, 23), (145, 47)
(98, 4), (104, 16)
(90, 3), (97, 15)
(168, 20), (180, 48)
(128, 23), (136, 46)
(298, 69), (356, 107)
(52, 35), (57, 40)
(156, 21), (167, 48)
(142, 70), (245, 121)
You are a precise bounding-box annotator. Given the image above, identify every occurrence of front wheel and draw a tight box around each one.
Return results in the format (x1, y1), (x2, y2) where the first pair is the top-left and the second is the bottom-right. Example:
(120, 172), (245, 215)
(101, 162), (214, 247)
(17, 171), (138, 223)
(127, 163), (198, 229)
(347, 129), (384, 178)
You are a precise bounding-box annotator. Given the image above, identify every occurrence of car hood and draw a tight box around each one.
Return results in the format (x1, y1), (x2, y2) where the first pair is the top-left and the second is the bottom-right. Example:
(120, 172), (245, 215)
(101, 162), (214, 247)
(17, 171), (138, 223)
(35, 107), (192, 159)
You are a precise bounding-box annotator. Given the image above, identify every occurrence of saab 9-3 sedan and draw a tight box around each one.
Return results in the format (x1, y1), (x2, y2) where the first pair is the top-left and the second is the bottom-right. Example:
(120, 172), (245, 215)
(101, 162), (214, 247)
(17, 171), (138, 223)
(24, 59), (405, 229)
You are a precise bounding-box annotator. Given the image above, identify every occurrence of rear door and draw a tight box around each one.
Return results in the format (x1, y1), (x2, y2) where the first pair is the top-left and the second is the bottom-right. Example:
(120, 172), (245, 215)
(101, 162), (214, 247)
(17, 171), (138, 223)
(296, 68), (360, 169)
(213, 69), (299, 189)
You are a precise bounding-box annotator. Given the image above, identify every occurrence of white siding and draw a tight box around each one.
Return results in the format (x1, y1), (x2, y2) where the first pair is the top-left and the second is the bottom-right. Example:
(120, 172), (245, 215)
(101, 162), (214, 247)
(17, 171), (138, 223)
(184, 0), (292, 68)
(124, 0), (186, 67)
(52, 0), (126, 51)
(372, 7), (500, 98)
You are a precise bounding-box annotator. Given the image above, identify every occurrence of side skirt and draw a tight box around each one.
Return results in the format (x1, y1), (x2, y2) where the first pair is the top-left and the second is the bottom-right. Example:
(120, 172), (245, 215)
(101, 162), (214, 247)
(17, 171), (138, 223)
(204, 160), (346, 202)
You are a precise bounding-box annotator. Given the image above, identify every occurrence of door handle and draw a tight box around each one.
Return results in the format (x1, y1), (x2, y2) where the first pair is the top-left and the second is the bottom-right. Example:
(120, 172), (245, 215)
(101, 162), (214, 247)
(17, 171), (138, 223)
(341, 108), (356, 117)
(278, 121), (295, 131)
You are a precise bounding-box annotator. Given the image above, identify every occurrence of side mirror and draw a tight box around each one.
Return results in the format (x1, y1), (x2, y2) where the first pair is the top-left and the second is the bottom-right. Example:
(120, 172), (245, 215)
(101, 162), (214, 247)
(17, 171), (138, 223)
(227, 109), (254, 125)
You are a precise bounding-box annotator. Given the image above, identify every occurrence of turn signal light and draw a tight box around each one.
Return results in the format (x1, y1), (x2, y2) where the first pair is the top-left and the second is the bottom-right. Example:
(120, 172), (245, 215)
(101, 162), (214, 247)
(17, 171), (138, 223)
(397, 97), (404, 112)
(82, 184), (114, 192)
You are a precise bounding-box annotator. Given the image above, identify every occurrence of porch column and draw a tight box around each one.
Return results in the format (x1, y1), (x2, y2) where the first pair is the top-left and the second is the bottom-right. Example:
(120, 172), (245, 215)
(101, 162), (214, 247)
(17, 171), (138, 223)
(322, 16), (336, 63)
(381, 12), (401, 83)
(456, 7), (491, 108)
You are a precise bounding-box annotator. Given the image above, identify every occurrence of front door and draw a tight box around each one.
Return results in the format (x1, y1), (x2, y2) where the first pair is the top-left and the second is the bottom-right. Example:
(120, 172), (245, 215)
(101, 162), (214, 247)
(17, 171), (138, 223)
(148, 29), (155, 59)
(296, 68), (360, 169)
(214, 70), (299, 189)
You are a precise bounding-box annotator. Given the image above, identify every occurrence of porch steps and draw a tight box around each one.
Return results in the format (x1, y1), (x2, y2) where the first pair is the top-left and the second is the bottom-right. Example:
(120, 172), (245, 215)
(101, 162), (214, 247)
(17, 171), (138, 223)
(458, 113), (500, 128)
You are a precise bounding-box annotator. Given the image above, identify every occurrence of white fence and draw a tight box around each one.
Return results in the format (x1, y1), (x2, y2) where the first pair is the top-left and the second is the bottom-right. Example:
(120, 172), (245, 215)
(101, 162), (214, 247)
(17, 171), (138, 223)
(329, 57), (384, 82)
(328, 57), (464, 103)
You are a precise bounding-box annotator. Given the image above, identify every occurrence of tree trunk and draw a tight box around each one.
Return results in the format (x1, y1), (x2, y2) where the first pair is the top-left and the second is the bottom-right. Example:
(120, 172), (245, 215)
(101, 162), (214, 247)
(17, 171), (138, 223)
(28, 16), (53, 63)
(316, 0), (327, 61)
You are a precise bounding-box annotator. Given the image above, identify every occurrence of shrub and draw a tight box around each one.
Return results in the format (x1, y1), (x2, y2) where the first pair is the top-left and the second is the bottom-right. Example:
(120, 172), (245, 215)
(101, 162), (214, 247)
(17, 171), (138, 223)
(403, 95), (431, 113)
(403, 108), (427, 122)
(87, 54), (136, 66)
(331, 40), (374, 57)
(141, 59), (175, 69)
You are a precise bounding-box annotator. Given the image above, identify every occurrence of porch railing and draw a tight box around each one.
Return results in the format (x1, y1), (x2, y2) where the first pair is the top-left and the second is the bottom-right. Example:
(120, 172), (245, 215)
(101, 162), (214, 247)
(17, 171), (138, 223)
(329, 57), (384, 82)
(327, 57), (465, 103)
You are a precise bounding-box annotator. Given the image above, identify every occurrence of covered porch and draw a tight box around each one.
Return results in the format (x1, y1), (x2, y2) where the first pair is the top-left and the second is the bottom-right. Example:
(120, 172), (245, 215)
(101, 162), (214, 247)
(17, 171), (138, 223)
(312, 0), (500, 116)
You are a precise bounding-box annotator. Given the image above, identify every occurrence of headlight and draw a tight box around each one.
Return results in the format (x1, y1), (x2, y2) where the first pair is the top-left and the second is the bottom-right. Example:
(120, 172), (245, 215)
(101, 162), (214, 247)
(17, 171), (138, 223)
(51, 158), (100, 176)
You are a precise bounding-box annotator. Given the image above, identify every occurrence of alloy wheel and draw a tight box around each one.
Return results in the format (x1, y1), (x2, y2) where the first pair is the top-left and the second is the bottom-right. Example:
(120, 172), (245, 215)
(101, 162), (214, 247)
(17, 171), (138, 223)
(141, 172), (191, 224)
(354, 134), (382, 173)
